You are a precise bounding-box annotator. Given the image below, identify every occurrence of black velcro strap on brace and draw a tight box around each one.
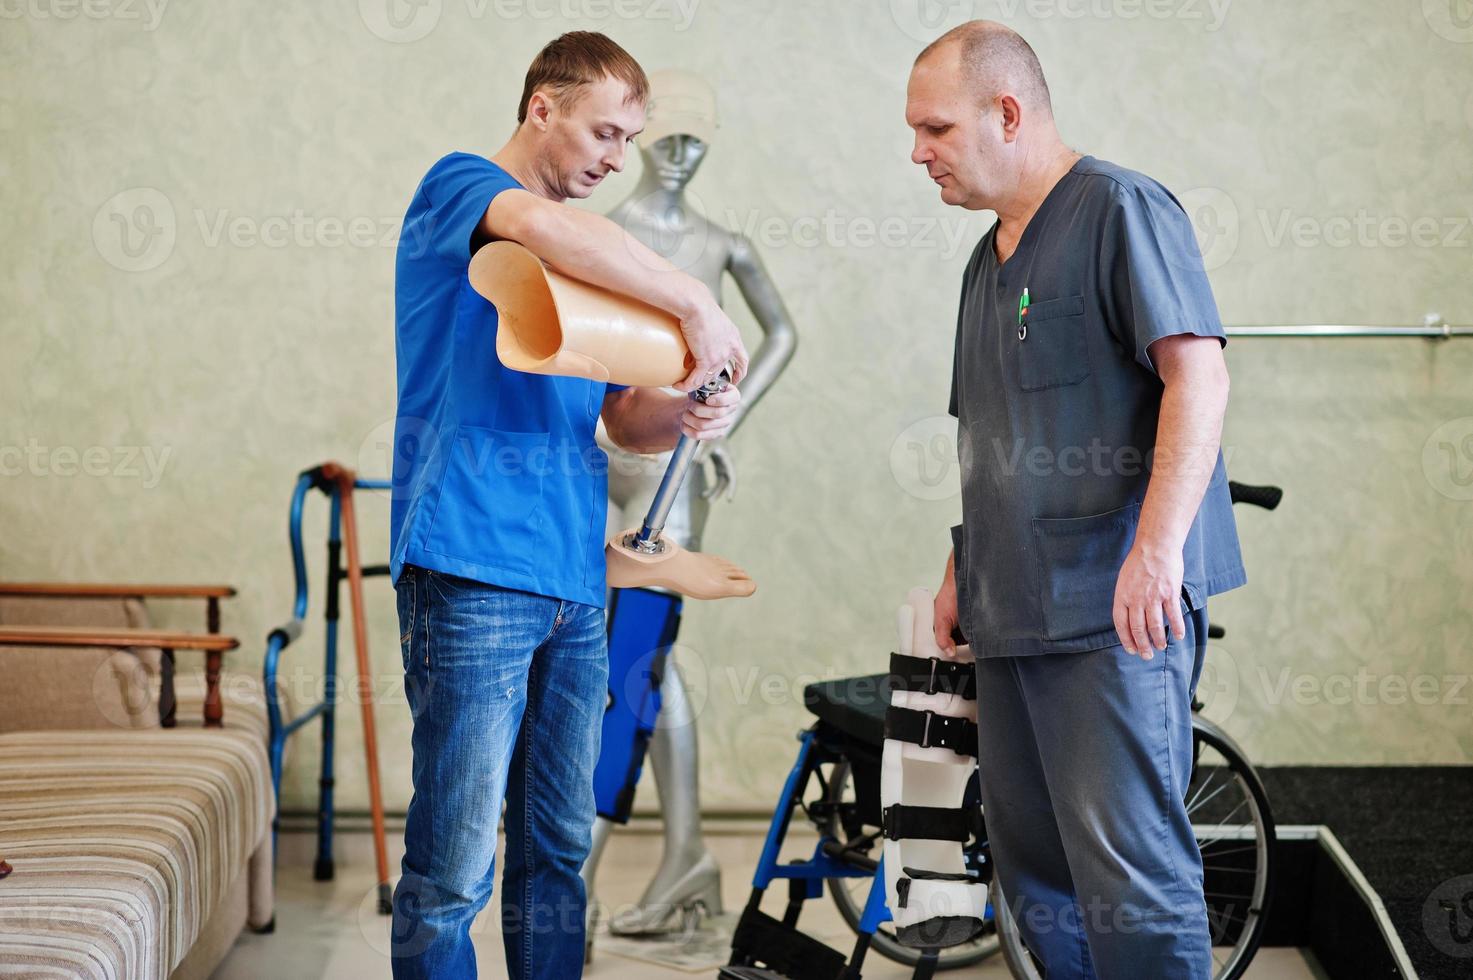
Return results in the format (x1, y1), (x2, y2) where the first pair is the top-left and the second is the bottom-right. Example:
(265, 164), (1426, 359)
(888, 652), (977, 700)
(902, 866), (978, 882)
(883, 803), (978, 843)
(884, 705), (978, 758)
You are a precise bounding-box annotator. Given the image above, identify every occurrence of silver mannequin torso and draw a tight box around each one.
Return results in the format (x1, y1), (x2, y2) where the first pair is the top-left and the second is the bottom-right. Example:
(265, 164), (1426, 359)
(599, 136), (796, 547)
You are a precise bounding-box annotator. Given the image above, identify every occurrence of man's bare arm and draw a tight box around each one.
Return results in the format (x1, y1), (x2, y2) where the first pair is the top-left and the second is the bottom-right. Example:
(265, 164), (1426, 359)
(601, 386), (742, 454)
(482, 190), (749, 389)
(1112, 334), (1230, 657)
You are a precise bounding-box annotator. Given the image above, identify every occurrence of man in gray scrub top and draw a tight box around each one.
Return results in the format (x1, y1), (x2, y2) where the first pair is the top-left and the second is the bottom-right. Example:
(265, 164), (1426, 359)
(907, 21), (1246, 980)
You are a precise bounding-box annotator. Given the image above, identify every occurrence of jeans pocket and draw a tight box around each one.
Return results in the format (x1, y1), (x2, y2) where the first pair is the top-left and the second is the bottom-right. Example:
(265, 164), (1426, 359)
(1032, 501), (1140, 641)
(395, 566), (418, 669)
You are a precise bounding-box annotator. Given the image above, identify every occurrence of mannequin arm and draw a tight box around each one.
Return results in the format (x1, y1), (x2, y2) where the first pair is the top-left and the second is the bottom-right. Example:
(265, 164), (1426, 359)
(724, 235), (797, 437)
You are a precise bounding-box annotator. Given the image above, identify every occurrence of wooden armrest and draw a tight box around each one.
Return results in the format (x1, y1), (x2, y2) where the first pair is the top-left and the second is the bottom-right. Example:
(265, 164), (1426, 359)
(0, 626), (237, 651)
(0, 583), (236, 600)
(0, 626), (235, 729)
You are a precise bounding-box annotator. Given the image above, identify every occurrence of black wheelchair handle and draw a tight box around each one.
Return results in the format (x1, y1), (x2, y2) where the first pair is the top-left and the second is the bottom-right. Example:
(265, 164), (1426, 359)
(1228, 481), (1283, 511)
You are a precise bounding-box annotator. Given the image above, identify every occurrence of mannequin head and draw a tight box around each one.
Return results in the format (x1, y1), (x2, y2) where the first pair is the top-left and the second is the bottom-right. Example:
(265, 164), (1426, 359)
(636, 69), (717, 195)
(642, 134), (708, 193)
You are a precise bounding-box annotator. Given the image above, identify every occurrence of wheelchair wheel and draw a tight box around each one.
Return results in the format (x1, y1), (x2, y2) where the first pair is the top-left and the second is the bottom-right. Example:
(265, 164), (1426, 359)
(993, 715), (1276, 980)
(819, 758), (1001, 970)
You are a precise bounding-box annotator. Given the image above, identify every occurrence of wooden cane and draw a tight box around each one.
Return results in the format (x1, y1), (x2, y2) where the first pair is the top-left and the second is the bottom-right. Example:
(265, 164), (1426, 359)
(320, 462), (392, 914)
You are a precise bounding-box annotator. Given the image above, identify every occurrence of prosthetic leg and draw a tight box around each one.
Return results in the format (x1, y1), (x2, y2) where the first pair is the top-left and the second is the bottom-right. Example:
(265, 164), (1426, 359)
(604, 388), (754, 599)
(880, 589), (986, 950)
(470, 240), (754, 599)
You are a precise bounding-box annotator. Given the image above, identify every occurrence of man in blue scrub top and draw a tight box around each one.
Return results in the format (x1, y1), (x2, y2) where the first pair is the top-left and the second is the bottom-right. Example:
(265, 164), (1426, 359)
(908, 22), (1245, 979)
(388, 33), (749, 980)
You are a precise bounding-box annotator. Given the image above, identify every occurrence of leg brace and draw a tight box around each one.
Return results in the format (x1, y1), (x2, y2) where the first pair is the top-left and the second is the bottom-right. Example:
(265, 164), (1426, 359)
(880, 587), (986, 949)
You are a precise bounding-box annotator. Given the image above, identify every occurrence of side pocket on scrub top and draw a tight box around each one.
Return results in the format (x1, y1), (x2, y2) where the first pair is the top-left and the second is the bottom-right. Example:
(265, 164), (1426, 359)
(425, 425), (550, 571)
(1031, 500), (1140, 643)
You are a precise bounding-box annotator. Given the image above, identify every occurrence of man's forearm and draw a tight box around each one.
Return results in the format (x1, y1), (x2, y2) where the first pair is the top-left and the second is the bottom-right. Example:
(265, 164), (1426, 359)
(504, 197), (703, 320)
(606, 389), (686, 454)
(1137, 368), (1229, 557)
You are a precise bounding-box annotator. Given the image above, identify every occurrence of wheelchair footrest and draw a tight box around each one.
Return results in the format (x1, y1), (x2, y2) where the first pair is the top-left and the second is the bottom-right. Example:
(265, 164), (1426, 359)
(718, 968), (789, 980)
(728, 906), (849, 980)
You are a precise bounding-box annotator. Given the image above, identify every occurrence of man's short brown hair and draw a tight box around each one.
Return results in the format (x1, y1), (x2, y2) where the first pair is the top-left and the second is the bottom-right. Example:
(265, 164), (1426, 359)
(517, 32), (649, 125)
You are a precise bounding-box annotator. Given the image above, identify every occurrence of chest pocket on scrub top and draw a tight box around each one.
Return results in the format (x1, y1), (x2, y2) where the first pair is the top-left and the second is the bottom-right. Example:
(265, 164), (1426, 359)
(1016, 293), (1089, 391)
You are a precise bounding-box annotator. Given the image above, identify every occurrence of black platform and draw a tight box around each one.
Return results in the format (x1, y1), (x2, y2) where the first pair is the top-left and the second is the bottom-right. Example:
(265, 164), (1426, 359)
(1258, 767), (1473, 980)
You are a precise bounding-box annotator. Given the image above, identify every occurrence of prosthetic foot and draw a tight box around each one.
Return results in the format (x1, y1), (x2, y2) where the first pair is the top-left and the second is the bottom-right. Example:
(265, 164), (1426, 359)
(880, 588), (986, 950)
(606, 531), (753, 598)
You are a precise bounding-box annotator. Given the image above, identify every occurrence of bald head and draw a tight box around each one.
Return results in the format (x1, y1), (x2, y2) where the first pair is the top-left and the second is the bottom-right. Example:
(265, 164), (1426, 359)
(916, 21), (1053, 118)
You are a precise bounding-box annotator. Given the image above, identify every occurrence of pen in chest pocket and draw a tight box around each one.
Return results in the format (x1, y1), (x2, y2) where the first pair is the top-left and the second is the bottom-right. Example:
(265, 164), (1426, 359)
(1017, 286), (1030, 341)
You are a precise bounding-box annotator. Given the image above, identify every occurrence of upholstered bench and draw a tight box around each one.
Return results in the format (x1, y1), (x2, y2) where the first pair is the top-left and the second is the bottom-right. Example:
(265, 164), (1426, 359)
(0, 673), (276, 980)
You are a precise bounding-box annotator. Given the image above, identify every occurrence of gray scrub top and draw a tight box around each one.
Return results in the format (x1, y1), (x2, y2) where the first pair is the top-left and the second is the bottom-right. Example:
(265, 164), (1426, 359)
(948, 156), (1246, 658)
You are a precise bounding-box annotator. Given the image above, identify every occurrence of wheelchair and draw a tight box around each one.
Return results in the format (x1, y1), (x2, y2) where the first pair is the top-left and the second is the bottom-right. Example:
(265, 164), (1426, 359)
(722, 672), (1001, 979)
(724, 669), (1276, 980)
(725, 482), (1281, 979)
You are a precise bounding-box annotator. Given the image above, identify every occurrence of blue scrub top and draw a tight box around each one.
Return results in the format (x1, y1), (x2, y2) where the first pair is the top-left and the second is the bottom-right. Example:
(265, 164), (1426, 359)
(948, 156), (1247, 658)
(389, 153), (625, 607)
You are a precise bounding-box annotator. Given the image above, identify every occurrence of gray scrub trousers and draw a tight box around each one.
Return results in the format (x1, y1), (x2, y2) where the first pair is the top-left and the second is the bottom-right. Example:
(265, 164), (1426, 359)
(949, 156), (1247, 979)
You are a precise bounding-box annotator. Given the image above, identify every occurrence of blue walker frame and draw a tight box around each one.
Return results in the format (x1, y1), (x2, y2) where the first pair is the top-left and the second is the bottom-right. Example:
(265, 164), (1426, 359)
(262, 465), (394, 911)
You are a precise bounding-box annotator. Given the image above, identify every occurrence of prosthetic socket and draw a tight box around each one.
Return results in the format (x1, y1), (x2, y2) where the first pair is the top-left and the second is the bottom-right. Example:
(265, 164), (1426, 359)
(469, 241), (754, 599)
(881, 588), (985, 949)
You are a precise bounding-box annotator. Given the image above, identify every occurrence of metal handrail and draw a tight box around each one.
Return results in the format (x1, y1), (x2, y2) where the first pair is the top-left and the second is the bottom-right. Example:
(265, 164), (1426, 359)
(1224, 314), (1468, 339)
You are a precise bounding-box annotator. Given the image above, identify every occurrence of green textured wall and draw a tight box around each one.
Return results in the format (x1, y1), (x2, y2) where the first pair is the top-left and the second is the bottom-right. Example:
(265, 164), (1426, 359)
(2, 0), (1469, 816)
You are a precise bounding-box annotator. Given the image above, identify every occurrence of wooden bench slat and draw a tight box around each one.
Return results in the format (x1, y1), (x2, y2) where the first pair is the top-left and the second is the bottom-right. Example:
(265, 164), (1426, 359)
(0, 583), (236, 599)
(0, 626), (238, 651)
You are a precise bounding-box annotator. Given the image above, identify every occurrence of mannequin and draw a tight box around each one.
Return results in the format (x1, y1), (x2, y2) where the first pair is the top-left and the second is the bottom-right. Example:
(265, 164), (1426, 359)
(581, 69), (798, 941)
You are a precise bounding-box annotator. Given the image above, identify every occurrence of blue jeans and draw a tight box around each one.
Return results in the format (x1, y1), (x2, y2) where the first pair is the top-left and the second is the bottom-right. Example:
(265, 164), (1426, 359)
(975, 606), (1212, 979)
(390, 565), (608, 979)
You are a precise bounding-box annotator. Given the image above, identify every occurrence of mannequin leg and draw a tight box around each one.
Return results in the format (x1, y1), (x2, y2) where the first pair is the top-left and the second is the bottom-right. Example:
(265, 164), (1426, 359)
(579, 816), (615, 962)
(608, 653), (723, 934)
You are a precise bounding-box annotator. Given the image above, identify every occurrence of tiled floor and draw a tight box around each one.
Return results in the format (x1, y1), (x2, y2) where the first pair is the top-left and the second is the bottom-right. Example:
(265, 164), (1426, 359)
(217, 826), (1326, 979)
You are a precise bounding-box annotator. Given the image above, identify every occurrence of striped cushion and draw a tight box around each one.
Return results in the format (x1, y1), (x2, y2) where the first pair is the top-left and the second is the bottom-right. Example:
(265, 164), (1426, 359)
(0, 707), (272, 979)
